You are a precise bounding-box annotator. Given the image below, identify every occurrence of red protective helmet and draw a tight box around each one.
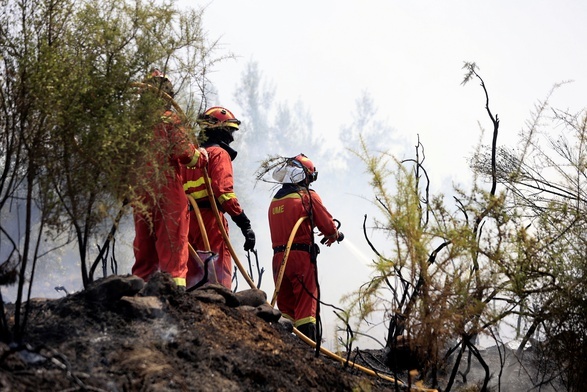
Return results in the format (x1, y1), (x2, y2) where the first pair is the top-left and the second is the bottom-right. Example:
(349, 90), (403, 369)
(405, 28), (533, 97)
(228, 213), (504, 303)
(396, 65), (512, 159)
(197, 106), (241, 130)
(293, 153), (318, 183)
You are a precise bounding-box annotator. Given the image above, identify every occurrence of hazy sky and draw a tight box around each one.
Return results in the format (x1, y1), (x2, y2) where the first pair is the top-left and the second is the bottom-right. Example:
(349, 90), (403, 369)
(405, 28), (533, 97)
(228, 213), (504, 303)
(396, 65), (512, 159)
(0, 1), (582, 362)
(183, 0), (587, 347)
(8, 1), (584, 350)
(198, 0), (586, 183)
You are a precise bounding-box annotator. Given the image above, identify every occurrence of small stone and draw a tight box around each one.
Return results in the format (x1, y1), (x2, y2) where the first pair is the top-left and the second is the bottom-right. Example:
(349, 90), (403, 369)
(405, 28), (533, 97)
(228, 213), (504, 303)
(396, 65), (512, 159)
(235, 289), (267, 307)
(197, 284), (239, 307)
(84, 275), (144, 304)
(255, 303), (281, 323)
(119, 296), (164, 319)
(278, 317), (294, 333)
(191, 290), (226, 305)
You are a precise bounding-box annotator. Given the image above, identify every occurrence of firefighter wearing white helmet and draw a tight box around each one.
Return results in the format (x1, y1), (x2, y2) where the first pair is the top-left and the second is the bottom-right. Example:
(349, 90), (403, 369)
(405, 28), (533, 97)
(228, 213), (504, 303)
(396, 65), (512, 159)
(268, 154), (343, 342)
(181, 106), (255, 289)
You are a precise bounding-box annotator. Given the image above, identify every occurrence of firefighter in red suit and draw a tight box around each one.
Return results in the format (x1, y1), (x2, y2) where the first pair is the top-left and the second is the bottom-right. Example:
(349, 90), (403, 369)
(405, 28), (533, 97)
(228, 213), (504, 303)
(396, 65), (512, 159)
(131, 69), (208, 288)
(268, 154), (344, 341)
(181, 106), (256, 289)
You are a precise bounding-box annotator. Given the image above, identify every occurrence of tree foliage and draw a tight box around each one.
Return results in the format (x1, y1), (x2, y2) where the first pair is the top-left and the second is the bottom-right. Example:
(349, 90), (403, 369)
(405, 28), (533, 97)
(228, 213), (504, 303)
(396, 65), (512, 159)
(340, 63), (578, 391)
(0, 0), (219, 342)
(472, 80), (587, 391)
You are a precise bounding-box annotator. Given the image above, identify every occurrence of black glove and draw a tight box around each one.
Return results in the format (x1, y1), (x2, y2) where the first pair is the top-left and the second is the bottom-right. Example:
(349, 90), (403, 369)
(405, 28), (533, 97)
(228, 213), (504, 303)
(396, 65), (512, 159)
(232, 212), (256, 251)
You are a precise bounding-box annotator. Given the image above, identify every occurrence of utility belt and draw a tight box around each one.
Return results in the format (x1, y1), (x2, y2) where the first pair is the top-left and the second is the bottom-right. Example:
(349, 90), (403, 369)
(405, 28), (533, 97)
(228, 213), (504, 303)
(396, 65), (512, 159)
(273, 242), (320, 263)
(273, 243), (312, 255)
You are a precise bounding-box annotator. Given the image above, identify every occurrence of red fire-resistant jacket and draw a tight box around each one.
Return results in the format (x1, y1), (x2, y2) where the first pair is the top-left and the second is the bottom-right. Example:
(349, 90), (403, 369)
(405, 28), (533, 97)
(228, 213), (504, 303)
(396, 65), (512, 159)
(132, 110), (202, 287)
(181, 145), (244, 288)
(268, 184), (338, 327)
(182, 145), (243, 217)
(269, 185), (337, 249)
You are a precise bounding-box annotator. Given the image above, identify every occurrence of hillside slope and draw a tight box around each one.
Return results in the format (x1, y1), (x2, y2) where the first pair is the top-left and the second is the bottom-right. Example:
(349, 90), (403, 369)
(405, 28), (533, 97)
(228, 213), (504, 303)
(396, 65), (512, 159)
(0, 273), (407, 391)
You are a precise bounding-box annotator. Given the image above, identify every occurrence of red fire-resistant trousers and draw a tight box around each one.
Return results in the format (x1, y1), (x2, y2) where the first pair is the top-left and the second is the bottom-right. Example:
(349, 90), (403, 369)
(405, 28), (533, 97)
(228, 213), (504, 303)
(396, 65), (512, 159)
(132, 179), (190, 286)
(272, 250), (317, 327)
(187, 208), (232, 289)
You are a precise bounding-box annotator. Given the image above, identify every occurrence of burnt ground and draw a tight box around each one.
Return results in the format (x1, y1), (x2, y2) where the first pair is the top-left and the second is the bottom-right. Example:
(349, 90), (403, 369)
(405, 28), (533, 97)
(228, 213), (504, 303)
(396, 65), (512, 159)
(0, 273), (414, 392)
(0, 272), (566, 392)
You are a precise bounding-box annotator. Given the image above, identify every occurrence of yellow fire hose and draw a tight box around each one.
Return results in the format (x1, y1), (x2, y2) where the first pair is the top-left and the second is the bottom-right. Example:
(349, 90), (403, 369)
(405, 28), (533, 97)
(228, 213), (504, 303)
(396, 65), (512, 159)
(130, 80), (436, 391)
(186, 194), (219, 284)
(201, 169), (257, 289)
(270, 216), (307, 306)
(187, 194), (211, 251)
(294, 329), (437, 392)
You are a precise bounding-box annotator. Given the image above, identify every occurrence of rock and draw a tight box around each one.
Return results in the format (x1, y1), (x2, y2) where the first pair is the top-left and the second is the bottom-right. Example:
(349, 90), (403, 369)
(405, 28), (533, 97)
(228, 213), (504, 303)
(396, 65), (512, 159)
(238, 305), (256, 313)
(235, 289), (267, 307)
(255, 303), (281, 323)
(119, 296), (164, 319)
(140, 272), (182, 297)
(191, 290), (226, 305)
(192, 284), (239, 307)
(278, 317), (294, 333)
(84, 274), (144, 304)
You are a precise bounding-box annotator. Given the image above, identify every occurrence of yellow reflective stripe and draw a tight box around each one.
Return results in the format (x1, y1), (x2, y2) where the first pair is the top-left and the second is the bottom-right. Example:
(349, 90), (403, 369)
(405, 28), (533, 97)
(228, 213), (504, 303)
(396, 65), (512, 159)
(185, 151), (200, 168)
(189, 190), (208, 199)
(172, 277), (186, 287)
(218, 192), (236, 204)
(183, 178), (205, 192)
(272, 193), (302, 202)
(294, 316), (316, 327)
(183, 179), (236, 205)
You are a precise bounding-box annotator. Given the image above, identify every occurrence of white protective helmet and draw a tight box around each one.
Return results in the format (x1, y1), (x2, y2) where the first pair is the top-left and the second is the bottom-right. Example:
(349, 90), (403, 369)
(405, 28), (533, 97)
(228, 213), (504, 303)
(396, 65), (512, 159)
(272, 154), (317, 184)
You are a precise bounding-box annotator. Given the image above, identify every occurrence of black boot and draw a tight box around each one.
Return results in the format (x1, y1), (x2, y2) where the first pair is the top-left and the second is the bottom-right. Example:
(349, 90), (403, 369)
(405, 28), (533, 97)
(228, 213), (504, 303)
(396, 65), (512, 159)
(297, 323), (316, 342)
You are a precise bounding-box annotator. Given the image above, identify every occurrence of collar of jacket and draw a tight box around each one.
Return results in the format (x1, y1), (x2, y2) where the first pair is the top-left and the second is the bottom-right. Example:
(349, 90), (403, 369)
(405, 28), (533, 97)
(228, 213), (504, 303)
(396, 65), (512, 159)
(274, 183), (307, 198)
(202, 141), (238, 161)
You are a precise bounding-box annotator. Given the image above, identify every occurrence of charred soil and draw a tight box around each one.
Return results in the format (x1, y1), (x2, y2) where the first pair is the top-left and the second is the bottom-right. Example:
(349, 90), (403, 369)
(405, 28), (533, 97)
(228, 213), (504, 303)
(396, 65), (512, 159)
(0, 273), (404, 392)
